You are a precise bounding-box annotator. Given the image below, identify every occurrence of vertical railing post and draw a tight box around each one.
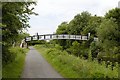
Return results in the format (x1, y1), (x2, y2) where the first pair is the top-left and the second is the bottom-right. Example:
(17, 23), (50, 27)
(50, 35), (52, 39)
(37, 35), (39, 40)
(75, 35), (76, 40)
(44, 35), (45, 40)
(36, 33), (39, 40)
(31, 36), (33, 41)
(81, 34), (82, 40)
(56, 34), (58, 39)
(63, 34), (64, 39)
(88, 33), (90, 39)
(69, 35), (70, 39)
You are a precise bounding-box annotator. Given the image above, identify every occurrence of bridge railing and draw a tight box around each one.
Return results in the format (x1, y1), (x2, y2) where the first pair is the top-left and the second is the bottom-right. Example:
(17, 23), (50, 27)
(25, 33), (98, 42)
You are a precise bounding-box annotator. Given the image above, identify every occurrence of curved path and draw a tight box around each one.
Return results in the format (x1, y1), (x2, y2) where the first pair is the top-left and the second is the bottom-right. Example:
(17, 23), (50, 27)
(21, 46), (63, 78)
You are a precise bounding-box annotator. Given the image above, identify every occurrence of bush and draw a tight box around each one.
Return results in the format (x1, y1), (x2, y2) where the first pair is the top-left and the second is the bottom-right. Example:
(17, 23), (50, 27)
(2, 47), (28, 78)
(35, 44), (118, 78)
(67, 41), (81, 57)
(91, 72), (105, 78)
(3, 46), (27, 66)
(52, 47), (118, 78)
(55, 44), (63, 50)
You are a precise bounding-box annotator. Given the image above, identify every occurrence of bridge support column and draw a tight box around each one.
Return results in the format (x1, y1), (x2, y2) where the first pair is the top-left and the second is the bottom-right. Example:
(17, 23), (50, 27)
(26, 42), (28, 48)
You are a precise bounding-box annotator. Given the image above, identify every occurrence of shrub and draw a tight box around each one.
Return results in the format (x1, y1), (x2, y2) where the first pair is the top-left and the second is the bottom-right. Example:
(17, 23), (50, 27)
(35, 44), (118, 78)
(2, 47), (28, 78)
(3, 46), (27, 66)
(55, 44), (63, 50)
(91, 72), (105, 78)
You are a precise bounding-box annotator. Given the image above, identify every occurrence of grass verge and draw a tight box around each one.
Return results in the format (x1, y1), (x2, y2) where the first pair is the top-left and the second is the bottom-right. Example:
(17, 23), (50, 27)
(34, 44), (118, 78)
(2, 47), (29, 78)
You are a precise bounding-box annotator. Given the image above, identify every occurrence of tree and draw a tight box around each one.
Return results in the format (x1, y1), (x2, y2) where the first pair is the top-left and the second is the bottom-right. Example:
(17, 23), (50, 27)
(67, 41), (81, 57)
(65, 11), (91, 49)
(105, 8), (120, 46)
(67, 11), (91, 35)
(82, 15), (103, 37)
(56, 22), (68, 49)
(105, 8), (120, 27)
(2, 2), (37, 46)
(97, 19), (119, 57)
(81, 15), (103, 53)
(2, 2), (37, 64)
(14, 33), (30, 46)
(56, 22), (68, 34)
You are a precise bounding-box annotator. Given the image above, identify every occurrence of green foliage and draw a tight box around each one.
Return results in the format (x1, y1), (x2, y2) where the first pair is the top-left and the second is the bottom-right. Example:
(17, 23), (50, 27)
(56, 22), (68, 34)
(67, 41), (81, 56)
(55, 11), (103, 59)
(2, 47), (28, 78)
(98, 8), (120, 62)
(2, 2), (37, 46)
(105, 8), (120, 27)
(15, 33), (30, 46)
(97, 19), (119, 54)
(35, 45), (118, 78)
(55, 44), (63, 50)
(2, 2), (37, 65)
(90, 42), (101, 58)
(55, 22), (68, 48)
(3, 47), (27, 66)
(34, 7), (119, 79)
(55, 8), (119, 62)
(28, 40), (46, 46)
(68, 11), (91, 35)
(105, 8), (120, 48)
(82, 15), (103, 36)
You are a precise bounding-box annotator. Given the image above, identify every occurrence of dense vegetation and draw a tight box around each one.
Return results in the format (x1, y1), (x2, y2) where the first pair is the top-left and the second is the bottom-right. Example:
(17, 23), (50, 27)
(1, 1), (119, 79)
(1, 1), (37, 78)
(55, 8), (120, 64)
(33, 7), (120, 79)
(2, 2), (37, 65)
(35, 44), (118, 78)
(2, 47), (28, 78)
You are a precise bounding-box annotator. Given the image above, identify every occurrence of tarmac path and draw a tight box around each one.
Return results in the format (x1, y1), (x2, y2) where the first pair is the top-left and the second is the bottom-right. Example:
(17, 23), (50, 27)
(21, 46), (63, 78)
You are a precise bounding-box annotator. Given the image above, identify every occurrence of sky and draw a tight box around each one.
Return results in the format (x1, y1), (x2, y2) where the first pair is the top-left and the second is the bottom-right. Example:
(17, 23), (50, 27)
(27, 0), (120, 36)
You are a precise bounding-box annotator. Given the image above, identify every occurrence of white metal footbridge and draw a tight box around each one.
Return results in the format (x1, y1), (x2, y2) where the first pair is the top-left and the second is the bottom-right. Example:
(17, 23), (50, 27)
(25, 33), (98, 42)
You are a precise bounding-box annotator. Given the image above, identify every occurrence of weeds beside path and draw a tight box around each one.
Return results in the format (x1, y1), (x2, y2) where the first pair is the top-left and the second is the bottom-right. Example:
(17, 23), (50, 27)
(34, 44), (118, 78)
(2, 47), (29, 78)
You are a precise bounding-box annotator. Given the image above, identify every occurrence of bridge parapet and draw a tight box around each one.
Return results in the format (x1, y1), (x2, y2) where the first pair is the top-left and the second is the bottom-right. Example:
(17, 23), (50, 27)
(25, 33), (98, 42)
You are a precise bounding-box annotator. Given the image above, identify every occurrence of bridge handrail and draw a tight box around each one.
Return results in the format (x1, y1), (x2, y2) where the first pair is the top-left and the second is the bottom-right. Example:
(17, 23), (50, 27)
(25, 33), (98, 42)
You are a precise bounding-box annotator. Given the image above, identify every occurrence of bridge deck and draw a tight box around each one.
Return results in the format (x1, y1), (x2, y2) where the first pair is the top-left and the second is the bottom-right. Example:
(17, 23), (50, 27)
(25, 34), (98, 42)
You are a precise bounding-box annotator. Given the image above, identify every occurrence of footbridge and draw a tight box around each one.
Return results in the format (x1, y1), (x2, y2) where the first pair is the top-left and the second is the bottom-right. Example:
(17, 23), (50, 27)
(20, 33), (98, 48)
(25, 33), (98, 42)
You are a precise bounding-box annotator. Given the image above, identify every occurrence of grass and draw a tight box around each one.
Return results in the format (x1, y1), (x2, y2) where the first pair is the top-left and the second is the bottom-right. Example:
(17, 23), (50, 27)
(34, 44), (118, 78)
(2, 47), (29, 79)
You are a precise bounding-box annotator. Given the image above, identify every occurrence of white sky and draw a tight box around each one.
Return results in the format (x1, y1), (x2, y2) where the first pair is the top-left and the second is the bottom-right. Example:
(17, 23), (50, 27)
(28, 0), (119, 36)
